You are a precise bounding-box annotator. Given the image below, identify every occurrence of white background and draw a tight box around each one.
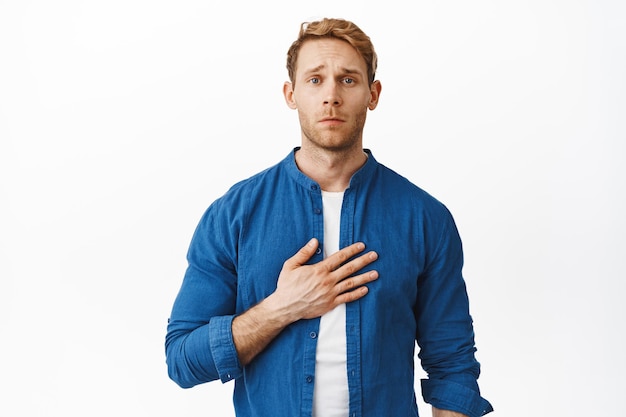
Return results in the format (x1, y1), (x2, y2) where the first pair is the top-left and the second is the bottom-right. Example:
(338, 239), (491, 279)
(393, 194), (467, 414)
(1, 1), (624, 416)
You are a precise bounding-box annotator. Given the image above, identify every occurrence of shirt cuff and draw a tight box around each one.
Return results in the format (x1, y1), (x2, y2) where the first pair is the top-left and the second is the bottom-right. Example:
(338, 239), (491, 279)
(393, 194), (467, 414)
(421, 378), (493, 417)
(208, 315), (243, 382)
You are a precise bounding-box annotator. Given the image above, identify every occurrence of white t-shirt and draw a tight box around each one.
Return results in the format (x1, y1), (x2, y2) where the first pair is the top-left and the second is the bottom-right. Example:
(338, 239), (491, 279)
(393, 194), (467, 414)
(312, 191), (349, 417)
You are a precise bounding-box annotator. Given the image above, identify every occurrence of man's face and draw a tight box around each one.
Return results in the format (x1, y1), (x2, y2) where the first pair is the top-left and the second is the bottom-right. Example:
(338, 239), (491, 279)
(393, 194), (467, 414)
(283, 38), (381, 153)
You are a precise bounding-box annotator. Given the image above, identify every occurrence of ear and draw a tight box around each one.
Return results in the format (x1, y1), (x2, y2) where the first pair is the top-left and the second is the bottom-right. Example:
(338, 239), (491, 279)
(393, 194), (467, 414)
(368, 80), (382, 110)
(283, 82), (297, 109)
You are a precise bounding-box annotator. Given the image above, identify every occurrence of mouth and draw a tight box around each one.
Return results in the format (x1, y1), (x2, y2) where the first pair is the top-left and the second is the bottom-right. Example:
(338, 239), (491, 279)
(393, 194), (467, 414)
(319, 117), (345, 126)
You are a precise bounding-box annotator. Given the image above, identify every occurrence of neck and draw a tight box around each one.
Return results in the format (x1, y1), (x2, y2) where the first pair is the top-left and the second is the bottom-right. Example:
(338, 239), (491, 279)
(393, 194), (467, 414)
(295, 145), (367, 192)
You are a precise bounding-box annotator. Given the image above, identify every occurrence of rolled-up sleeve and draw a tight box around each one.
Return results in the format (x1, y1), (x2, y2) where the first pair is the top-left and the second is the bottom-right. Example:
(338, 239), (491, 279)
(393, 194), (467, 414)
(208, 315), (242, 382)
(422, 378), (493, 417)
(416, 206), (493, 416)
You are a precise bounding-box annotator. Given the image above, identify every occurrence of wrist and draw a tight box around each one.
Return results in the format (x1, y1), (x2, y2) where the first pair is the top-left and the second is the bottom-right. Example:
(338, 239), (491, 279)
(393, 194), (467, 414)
(263, 292), (300, 326)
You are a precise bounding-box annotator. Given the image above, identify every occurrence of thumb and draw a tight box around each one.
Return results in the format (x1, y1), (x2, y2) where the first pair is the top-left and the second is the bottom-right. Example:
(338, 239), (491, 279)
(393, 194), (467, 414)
(285, 238), (318, 269)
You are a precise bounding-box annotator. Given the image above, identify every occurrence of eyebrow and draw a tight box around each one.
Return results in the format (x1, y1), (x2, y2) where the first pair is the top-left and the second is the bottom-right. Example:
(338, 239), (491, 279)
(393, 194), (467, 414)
(302, 65), (325, 75)
(302, 65), (365, 77)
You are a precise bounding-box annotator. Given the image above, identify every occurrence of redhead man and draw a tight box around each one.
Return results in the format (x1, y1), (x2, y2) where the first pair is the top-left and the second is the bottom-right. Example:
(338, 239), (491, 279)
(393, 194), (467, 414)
(166, 17), (493, 417)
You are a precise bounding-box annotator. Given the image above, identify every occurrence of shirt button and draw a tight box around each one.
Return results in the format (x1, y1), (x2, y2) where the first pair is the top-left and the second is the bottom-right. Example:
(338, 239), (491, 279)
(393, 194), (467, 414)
(309, 332), (317, 339)
(311, 185), (318, 190)
(314, 208), (321, 214)
(315, 247), (322, 255)
(306, 376), (313, 383)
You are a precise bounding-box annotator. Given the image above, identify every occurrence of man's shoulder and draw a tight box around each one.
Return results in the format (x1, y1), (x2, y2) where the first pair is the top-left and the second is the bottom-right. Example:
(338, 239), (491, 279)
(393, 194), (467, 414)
(375, 162), (445, 208)
(198, 158), (287, 226)
(226, 157), (288, 194)
(212, 153), (292, 206)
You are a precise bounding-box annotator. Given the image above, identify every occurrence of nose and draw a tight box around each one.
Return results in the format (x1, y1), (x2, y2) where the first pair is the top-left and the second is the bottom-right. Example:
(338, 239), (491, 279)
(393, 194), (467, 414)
(323, 81), (342, 106)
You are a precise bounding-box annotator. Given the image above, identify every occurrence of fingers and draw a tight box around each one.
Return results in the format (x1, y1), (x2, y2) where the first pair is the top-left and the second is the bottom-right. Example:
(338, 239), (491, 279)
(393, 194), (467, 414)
(335, 270), (379, 304)
(328, 243), (378, 278)
(324, 241), (371, 271)
(327, 244), (378, 304)
(285, 239), (378, 284)
(337, 269), (379, 294)
(335, 286), (369, 305)
(283, 238), (319, 269)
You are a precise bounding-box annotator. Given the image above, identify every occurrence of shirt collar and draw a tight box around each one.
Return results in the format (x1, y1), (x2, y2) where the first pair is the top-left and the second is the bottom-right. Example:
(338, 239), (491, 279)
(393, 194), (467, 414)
(282, 147), (378, 191)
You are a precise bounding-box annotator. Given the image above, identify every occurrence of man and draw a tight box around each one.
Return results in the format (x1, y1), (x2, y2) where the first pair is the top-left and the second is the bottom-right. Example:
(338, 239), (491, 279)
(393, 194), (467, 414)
(166, 17), (493, 417)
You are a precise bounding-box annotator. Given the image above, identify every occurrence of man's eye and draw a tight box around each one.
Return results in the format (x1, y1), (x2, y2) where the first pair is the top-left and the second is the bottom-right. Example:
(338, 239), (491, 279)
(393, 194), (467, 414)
(343, 78), (354, 85)
(309, 77), (320, 84)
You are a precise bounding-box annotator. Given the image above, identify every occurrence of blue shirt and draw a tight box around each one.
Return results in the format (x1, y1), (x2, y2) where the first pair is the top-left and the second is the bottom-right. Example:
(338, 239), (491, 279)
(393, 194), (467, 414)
(165, 149), (493, 417)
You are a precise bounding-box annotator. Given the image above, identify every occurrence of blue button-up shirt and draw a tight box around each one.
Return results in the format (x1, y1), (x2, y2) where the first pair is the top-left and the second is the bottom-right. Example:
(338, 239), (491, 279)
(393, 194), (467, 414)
(166, 149), (493, 417)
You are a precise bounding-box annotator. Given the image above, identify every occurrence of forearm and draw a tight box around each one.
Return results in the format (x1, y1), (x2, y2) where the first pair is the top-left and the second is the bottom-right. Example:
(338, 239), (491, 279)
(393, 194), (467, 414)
(433, 407), (468, 417)
(232, 293), (297, 366)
